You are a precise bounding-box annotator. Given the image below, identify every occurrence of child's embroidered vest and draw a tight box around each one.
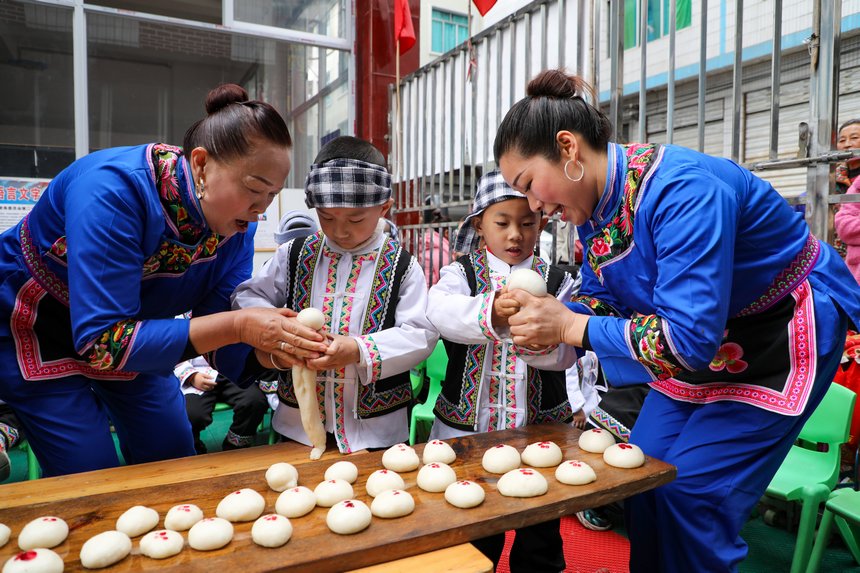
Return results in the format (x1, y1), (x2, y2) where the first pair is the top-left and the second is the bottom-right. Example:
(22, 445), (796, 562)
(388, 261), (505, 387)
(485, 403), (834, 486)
(276, 231), (414, 419)
(433, 251), (574, 431)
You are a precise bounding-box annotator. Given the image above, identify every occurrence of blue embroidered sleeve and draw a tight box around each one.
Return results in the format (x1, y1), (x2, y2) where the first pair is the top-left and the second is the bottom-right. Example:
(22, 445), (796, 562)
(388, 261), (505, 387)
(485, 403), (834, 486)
(585, 165), (739, 384)
(64, 162), (189, 373)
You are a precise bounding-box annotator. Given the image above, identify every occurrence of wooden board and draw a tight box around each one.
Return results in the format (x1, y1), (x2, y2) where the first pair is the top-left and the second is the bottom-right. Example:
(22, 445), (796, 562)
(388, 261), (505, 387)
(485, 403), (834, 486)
(0, 424), (675, 572)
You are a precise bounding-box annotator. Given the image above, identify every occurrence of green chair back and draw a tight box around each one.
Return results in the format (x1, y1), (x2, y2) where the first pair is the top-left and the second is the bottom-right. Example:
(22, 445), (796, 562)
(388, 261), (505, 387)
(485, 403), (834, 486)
(799, 382), (855, 446)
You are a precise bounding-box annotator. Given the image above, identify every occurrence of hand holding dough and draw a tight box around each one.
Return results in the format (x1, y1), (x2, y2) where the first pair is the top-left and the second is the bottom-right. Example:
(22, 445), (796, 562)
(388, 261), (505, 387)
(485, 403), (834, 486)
(293, 308), (327, 459)
(507, 269), (547, 297)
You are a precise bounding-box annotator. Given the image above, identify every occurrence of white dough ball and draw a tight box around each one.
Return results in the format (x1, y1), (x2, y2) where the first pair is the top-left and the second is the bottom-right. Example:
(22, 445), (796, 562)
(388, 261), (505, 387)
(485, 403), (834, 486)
(497, 468), (548, 498)
(603, 443), (646, 469)
(297, 307), (325, 330)
(555, 460), (597, 485)
(17, 516), (68, 550)
(521, 441), (563, 468)
(251, 514), (293, 548)
(115, 506), (159, 537)
(578, 428), (616, 453)
(265, 462), (299, 492)
(314, 479), (354, 508)
(422, 440), (457, 465)
(187, 518), (233, 551)
(139, 530), (184, 559)
(370, 490), (415, 519)
(444, 480), (486, 509)
(79, 530), (132, 569)
(416, 462), (457, 493)
(216, 488), (266, 522)
(326, 500), (372, 534)
(381, 443), (420, 472)
(324, 461), (358, 484)
(507, 268), (547, 297)
(365, 469), (406, 497)
(275, 486), (317, 518)
(481, 444), (521, 474)
(164, 504), (204, 531)
(2, 548), (64, 573)
(0, 524), (9, 548)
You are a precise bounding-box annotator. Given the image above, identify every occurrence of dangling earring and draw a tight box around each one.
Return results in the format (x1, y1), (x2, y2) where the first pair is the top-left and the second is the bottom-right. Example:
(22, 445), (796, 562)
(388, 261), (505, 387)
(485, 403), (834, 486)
(564, 159), (585, 182)
(196, 178), (205, 200)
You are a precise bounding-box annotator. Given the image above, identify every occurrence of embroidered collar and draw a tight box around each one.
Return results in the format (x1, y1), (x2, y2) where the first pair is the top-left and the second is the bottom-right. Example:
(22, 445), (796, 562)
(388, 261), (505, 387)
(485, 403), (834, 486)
(149, 143), (211, 245)
(587, 143), (627, 232)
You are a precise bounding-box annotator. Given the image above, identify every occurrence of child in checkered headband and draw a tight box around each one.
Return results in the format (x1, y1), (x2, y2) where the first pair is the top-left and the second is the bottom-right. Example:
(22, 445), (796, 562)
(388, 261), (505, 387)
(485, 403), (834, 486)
(231, 136), (437, 454)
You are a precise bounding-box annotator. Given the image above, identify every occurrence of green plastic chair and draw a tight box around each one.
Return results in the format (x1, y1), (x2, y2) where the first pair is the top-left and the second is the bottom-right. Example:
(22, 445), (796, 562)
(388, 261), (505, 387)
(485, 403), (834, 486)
(410, 361), (427, 404)
(409, 341), (448, 445)
(764, 382), (857, 573)
(806, 487), (860, 572)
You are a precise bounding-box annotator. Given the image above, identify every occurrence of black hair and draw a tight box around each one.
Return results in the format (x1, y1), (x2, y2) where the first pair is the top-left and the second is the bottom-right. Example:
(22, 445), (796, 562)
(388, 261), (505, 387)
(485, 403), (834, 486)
(494, 69), (613, 163)
(839, 119), (860, 134)
(314, 136), (385, 166)
(183, 84), (292, 162)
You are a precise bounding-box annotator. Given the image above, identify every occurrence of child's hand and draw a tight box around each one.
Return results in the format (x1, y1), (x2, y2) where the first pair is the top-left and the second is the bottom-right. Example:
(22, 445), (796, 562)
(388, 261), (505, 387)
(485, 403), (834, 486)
(190, 371), (217, 392)
(492, 288), (520, 328)
(306, 334), (361, 371)
(572, 409), (587, 429)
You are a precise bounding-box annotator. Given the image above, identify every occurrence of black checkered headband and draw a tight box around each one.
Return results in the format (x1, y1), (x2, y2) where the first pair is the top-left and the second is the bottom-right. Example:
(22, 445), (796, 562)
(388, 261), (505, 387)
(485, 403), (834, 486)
(304, 159), (392, 209)
(453, 170), (529, 254)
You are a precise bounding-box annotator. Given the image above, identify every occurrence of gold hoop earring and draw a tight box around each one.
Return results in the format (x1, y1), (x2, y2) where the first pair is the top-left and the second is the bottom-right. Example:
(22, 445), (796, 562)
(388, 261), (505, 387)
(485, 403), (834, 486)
(564, 159), (585, 182)
(196, 178), (205, 200)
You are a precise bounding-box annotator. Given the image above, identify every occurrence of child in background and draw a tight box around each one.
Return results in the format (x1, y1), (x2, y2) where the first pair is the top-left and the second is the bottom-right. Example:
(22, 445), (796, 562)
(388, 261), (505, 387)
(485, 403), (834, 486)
(174, 356), (269, 454)
(427, 170), (578, 573)
(232, 136), (437, 453)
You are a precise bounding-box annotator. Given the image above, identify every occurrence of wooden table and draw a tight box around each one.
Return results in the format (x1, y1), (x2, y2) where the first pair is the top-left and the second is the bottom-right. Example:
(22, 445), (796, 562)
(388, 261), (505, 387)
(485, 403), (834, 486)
(0, 424), (675, 572)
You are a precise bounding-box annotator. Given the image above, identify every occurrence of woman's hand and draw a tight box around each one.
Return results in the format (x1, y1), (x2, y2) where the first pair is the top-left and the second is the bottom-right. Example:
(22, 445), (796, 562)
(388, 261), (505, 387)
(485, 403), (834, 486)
(506, 290), (589, 348)
(235, 307), (328, 364)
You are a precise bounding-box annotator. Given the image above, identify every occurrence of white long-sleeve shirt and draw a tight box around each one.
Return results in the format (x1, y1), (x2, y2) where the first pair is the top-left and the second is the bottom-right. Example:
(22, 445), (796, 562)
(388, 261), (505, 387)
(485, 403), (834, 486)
(427, 251), (579, 439)
(232, 230), (437, 452)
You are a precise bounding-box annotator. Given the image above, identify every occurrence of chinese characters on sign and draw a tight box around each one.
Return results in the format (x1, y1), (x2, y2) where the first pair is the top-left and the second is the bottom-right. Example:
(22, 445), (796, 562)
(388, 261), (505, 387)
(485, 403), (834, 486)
(0, 178), (49, 233)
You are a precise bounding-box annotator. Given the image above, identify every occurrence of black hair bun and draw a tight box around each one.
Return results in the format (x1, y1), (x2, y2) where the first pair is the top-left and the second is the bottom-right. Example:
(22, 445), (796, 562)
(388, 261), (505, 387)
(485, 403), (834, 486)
(527, 69), (584, 100)
(205, 84), (249, 115)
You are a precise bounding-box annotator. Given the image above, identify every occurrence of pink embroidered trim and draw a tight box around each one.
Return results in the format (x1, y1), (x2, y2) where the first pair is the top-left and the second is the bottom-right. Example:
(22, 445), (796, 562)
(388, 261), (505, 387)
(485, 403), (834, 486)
(503, 346), (518, 429)
(478, 292), (496, 341)
(360, 335), (382, 384)
(737, 235), (819, 317)
(651, 281), (817, 415)
(487, 342), (503, 430)
(11, 279), (137, 381)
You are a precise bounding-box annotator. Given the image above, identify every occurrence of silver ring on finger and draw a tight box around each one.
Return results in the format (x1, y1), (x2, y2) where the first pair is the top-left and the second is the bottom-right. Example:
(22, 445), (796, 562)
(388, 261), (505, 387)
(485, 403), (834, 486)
(279, 341), (287, 352)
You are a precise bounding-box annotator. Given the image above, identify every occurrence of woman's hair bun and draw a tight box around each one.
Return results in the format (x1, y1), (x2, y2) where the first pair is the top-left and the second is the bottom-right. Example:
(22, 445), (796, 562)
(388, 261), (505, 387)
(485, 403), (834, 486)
(205, 83), (249, 115)
(526, 69), (584, 100)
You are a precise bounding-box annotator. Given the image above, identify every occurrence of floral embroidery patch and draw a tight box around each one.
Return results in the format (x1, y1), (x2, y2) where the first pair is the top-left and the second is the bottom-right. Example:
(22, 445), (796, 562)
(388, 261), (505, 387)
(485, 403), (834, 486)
(571, 295), (621, 317)
(628, 313), (685, 380)
(84, 319), (137, 370)
(586, 144), (656, 281)
(709, 342), (749, 374)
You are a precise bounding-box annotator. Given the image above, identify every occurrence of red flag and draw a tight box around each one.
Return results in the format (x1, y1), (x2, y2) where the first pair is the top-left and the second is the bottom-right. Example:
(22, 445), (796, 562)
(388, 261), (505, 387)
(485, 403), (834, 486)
(394, 0), (416, 55)
(473, 0), (498, 16)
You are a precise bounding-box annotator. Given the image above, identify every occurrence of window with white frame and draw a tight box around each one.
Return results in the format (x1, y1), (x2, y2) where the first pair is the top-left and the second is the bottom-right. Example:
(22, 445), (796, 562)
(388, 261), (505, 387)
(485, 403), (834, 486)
(621, 0), (692, 49)
(431, 8), (469, 54)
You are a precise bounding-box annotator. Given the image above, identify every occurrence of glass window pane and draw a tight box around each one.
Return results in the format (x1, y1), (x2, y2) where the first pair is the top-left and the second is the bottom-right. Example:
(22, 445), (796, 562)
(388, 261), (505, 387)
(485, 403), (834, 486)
(0, 1), (75, 178)
(676, 0), (692, 29)
(88, 0), (221, 25)
(84, 10), (347, 189)
(647, 0), (662, 41)
(624, 0), (637, 49)
(432, 20), (443, 53)
(235, 0), (345, 39)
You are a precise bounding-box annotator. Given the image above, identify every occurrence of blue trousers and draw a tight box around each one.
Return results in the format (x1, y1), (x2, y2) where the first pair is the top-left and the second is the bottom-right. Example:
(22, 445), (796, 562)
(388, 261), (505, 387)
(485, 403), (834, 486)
(624, 320), (845, 572)
(0, 342), (195, 476)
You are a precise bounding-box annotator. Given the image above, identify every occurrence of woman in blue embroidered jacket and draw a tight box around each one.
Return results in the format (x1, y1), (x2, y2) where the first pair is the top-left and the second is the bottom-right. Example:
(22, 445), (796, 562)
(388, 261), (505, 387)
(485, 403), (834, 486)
(0, 84), (327, 477)
(495, 70), (860, 572)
